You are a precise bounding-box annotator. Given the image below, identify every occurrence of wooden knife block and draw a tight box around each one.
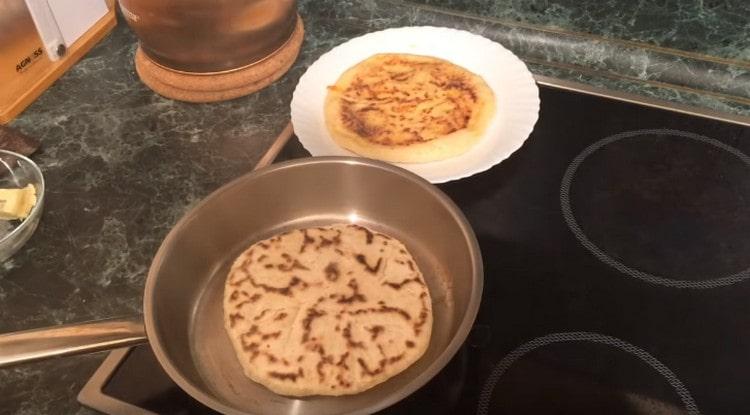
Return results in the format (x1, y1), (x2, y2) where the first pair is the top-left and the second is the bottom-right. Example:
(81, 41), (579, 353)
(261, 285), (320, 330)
(0, 1), (116, 124)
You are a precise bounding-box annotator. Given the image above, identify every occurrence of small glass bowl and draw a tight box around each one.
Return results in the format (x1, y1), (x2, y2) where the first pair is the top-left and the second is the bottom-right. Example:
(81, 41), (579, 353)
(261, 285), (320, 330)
(0, 150), (45, 262)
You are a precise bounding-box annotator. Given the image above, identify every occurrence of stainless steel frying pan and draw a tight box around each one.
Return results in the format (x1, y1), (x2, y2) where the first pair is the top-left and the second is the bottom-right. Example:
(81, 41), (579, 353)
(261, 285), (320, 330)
(0, 156), (483, 415)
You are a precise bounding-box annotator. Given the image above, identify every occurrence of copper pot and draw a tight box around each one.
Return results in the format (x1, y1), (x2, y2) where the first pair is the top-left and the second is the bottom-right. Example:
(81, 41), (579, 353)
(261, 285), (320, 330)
(118, 0), (298, 73)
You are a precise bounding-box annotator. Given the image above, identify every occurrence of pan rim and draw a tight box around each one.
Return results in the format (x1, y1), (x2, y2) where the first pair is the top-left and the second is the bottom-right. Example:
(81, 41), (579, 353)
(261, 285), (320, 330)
(144, 156), (483, 415)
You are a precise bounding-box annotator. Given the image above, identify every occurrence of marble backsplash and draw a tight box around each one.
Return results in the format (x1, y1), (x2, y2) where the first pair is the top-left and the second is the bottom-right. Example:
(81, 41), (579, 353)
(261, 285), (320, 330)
(401, 0), (750, 114)
(408, 0), (750, 61)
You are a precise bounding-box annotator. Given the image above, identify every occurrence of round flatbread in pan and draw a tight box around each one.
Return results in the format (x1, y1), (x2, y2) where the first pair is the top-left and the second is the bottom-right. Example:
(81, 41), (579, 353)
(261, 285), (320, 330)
(324, 53), (496, 163)
(224, 223), (433, 396)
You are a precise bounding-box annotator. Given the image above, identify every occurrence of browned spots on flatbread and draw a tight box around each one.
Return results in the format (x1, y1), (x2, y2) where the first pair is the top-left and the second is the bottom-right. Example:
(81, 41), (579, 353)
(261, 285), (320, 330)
(241, 324), (284, 347)
(301, 307), (327, 343)
(355, 254), (382, 274)
(357, 353), (405, 377)
(249, 275), (307, 296)
(278, 259), (310, 272)
(335, 248), (345, 256)
(341, 104), (379, 138)
(264, 264), (274, 269)
(337, 279), (366, 304)
(228, 273), (250, 287)
(316, 360), (328, 381)
(348, 304), (411, 321)
(366, 325), (385, 341)
(405, 340), (415, 348)
(244, 325), (259, 336)
(342, 322), (364, 349)
(313, 344), (335, 381)
(349, 224), (374, 244)
(336, 352), (350, 369)
(238, 258), (254, 272)
(234, 293), (260, 309)
(383, 277), (423, 290)
(337, 373), (352, 388)
(241, 340), (260, 362)
(269, 232), (287, 243)
(253, 309), (270, 321)
(389, 354), (404, 364)
(377, 343), (387, 357)
(414, 291), (430, 336)
(300, 230), (315, 253)
(268, 368), (304, 382)
(228, 313), (244, 327)
(243, 325), (259, 336)
(316, 353), (334, 382)
(324, 262), (340, 282)
(274, 312), (288, 321)
(240, 336), (262, 363)
(261, 331), (282, 341)
(407, 260), (415, 271)
(319, 230), (342, 249)
(238, 255), (253, 270)
(258, 242), (270, 249)
(319, 236), (334, 248)
(258, 254), (268, 262)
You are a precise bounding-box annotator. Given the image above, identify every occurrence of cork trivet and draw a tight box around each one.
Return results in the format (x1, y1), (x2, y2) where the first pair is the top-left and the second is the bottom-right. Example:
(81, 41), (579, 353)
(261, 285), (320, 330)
(135, 16), (304, 103)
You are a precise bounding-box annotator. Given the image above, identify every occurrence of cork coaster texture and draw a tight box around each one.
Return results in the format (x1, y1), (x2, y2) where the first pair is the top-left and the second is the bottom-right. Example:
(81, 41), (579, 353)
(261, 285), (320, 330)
(135, 16), (304, 103)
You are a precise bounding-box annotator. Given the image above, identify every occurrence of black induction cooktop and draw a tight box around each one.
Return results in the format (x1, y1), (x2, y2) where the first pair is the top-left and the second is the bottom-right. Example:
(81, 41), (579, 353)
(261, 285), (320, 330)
(78, 83), (750, 415)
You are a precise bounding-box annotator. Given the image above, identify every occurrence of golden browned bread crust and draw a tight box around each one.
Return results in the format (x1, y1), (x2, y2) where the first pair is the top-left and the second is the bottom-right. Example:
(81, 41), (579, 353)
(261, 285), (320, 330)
(324, 53), (496, 163)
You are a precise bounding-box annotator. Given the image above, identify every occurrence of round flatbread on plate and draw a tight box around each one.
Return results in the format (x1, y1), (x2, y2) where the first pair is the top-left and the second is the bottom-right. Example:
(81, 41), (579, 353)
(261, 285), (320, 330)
(291, 26), (540, 183)
(324, 53), (497, 164)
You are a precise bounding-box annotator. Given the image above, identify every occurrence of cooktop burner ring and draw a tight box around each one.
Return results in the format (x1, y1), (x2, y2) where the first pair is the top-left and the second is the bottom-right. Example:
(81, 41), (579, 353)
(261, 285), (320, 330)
(475, 332), (701, 415)
(560, 128), (750, 289)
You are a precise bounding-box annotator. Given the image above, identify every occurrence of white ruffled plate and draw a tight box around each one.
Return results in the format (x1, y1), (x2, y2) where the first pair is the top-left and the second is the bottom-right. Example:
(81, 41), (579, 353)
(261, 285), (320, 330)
(291, 26), (540, 183)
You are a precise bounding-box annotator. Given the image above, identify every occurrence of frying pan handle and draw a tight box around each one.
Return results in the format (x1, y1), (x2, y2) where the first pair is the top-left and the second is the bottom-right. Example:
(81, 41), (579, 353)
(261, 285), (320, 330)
(0, 316), (147, 368)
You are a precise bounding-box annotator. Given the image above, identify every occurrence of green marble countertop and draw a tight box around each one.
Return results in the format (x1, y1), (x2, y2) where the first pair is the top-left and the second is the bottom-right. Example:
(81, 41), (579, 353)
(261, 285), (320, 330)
(0, 0), (747, 413)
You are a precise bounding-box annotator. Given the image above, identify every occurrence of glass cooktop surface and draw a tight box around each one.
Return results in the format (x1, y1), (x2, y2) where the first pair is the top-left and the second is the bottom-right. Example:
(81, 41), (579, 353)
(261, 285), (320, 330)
(79, 84), (750, 415)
